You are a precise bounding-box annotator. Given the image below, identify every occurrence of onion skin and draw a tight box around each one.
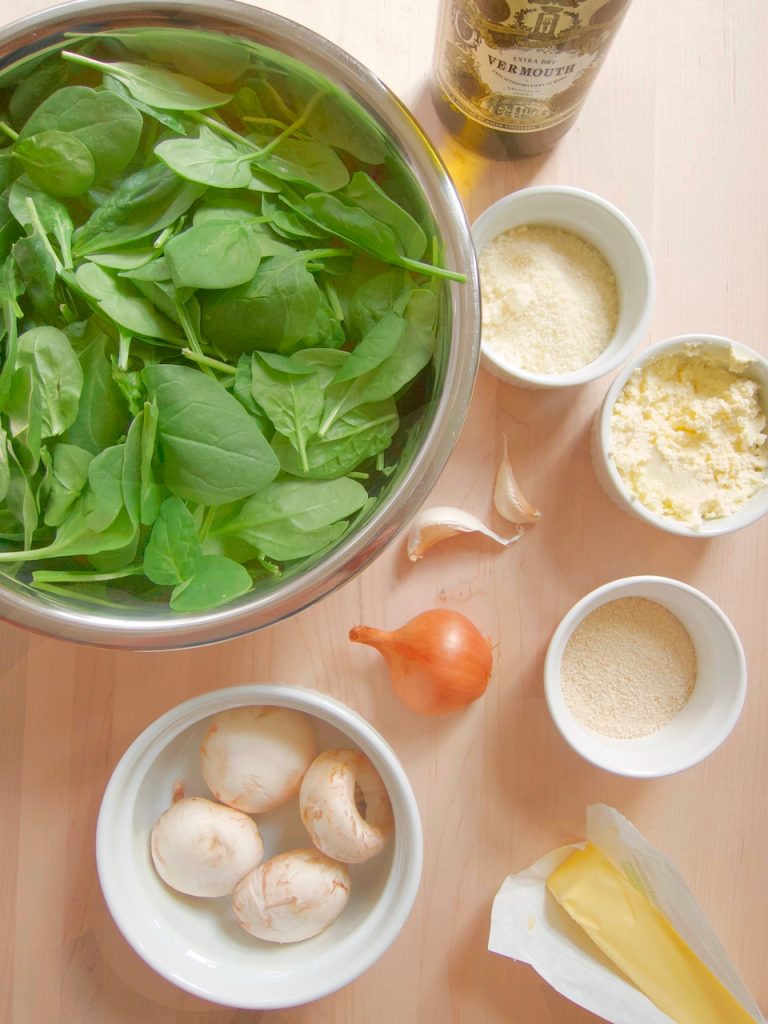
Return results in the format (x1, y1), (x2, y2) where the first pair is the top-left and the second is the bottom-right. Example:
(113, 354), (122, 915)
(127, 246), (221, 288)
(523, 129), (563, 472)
(349, 609), (493, 715)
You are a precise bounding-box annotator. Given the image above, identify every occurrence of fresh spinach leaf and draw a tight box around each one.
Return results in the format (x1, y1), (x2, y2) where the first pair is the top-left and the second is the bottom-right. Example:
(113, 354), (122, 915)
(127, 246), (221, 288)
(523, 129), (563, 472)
(85, 247), (158, 271)
(62, 333), (130, 454)
(87, 527), (141, 573)
(121, 409), (143, 527)
(101, 28), (250, 86)
(330, 310), (406, 385)
(215, 476), (368, 560)
(103, 76), (190, 135)
(170, 554), (251, 611)
(6, 366), (43, 473)
(191, 194), (261, 224)
(319, 288), (437, 434)
(11, 232), (58, 319)
(257, 351), (316, 376)
(139, 398), (162, 525)
(0, 256), (23, 413)
(347, 269), (413, 336)
(262, 192), (328, 241)
(61, 52), (233, 111)
(302, 93), (387, 164)
(337, 172), (427, 260)
(42, 443), (93, 527)
(252, 136), (349, 192)
(119, 257), (173, 284)
(8, 59), (75, 128)
(18, 86), (143, 182)
(8, 179), (73, 269)
(200, 251), (334, 355)
(144, 495), (201, 585)
(13, 326), (83, 439)
(31, 565), (143, 584)
(143, 363), (279, 506)
(0, 424), (11, 503)
(0, 193), (21, 261)
(155, 125), (254, 189)
(272, 399), (398, 479)
(164, 219), (263, 289)
(290, 188), (463, 280)
(73, 163), (205, 256)
(0, 498), (136, 563)
(5, 442), (39, 546)
(111, 363), (145, 418)
(231, 355), (271, 433)
(75, 262), (183, 342)
(84, 444), (125, 532)
(15, 130), (95, 198)
(130, 278), (179, 325)
(250, 356), (324, 472)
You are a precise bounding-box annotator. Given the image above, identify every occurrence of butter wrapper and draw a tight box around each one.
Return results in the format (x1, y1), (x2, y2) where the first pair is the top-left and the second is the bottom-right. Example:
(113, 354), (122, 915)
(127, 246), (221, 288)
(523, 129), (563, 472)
(488, 804), (765, 1024)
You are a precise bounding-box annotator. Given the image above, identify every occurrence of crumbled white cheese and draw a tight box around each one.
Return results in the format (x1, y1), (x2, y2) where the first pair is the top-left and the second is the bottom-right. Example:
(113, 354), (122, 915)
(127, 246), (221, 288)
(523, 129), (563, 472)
(478, 224), (618, 374)
(609, 348), (768, 525)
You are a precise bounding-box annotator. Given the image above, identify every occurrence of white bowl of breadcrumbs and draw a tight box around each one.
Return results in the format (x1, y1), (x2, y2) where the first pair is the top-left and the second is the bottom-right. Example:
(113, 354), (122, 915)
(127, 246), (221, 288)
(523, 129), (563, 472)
(471, 186), (654, 389)
(544, 575), (746, 777)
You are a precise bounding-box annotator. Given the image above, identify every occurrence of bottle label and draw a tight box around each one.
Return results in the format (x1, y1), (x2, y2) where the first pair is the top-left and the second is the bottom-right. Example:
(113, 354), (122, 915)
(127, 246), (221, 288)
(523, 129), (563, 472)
(435, 0), (630, 134)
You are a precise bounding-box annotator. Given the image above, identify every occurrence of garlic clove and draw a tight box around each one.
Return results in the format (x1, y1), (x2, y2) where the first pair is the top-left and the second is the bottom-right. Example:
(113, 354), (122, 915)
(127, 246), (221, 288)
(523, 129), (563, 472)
(407, 505), (522, 561)
(494, 435), (541, 525)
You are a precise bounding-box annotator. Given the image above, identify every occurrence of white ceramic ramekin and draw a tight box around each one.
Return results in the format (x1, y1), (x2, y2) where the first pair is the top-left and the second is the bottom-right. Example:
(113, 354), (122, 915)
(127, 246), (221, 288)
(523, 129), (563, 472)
(544, 576), (747, 778)
(96, 684), (423, 1009)
(592, 334), (768, 537)
(471, 185), (654, 389)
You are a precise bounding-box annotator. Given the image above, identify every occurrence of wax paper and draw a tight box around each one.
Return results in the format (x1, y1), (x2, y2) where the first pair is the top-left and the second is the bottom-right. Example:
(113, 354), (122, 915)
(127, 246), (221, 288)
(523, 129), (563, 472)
(488, 804), (765, 1024)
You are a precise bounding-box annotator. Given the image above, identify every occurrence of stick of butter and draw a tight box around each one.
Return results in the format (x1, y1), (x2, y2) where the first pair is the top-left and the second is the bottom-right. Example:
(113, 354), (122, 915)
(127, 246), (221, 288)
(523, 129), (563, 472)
(546, 842), (758, 1024)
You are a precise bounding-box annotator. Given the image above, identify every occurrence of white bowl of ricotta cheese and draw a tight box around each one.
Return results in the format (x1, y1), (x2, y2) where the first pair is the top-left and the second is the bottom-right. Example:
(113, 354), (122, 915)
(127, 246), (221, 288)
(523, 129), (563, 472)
(592, 334), (768, 536)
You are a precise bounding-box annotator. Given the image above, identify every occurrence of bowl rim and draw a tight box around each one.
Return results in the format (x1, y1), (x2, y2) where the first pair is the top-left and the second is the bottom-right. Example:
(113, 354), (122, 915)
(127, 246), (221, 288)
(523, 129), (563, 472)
(0, 0), (481, 649)
(96, 683), (424, 1008)
(595, 333), (768, 537)
(543, 575), (748, 778)
(470, 184), (655, 389)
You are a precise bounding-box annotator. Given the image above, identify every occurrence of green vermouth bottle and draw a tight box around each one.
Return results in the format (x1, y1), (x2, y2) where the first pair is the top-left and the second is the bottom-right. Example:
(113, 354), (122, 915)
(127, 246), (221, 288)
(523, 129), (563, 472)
(432, 0), (633, 158)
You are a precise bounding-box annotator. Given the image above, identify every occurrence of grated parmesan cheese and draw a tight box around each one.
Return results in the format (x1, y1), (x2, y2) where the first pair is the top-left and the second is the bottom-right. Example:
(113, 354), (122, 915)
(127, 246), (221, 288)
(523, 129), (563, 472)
(478, 224), (618, 375)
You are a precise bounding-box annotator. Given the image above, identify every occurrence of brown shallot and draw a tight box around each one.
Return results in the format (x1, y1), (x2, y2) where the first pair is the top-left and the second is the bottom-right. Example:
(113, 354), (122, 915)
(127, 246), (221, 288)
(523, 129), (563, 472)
(349, 609), (493, 714)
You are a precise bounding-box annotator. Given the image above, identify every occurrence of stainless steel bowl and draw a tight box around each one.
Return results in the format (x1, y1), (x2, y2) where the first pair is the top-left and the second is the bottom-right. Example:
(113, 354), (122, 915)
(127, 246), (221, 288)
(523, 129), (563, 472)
(0, 0), (480, 649)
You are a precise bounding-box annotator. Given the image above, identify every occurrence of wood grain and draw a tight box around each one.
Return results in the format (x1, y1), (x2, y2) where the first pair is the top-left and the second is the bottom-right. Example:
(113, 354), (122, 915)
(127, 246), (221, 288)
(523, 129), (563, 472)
(0, 1), (766, 1021)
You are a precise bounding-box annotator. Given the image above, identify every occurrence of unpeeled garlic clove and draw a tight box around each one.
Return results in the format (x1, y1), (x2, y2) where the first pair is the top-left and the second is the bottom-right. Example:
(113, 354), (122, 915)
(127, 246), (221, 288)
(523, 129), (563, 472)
(407, 505), (522, 561)
(494, 435), (541, 525)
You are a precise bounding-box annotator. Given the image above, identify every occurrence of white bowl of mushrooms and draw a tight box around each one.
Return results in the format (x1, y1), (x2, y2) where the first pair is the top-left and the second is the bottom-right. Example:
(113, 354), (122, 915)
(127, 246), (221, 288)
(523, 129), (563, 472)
(96, 684), (422, 1009)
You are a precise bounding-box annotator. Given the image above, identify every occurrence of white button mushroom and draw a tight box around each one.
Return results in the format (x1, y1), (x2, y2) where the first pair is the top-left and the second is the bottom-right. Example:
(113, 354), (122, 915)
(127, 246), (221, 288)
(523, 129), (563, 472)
(150, 796), (264, 898)
(232, 848), (351, 943)
(200, 705), (317, 814)
(299, 748), (394, 864)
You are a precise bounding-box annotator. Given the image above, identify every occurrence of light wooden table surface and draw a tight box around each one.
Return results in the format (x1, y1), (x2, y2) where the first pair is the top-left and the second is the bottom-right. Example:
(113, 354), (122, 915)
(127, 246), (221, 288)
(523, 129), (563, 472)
(1, 1), (766, 1022)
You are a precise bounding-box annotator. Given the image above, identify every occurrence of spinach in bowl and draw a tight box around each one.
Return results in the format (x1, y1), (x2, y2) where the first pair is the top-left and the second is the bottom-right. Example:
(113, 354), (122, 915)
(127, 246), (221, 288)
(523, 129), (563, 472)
(0, 27), (464, 612)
